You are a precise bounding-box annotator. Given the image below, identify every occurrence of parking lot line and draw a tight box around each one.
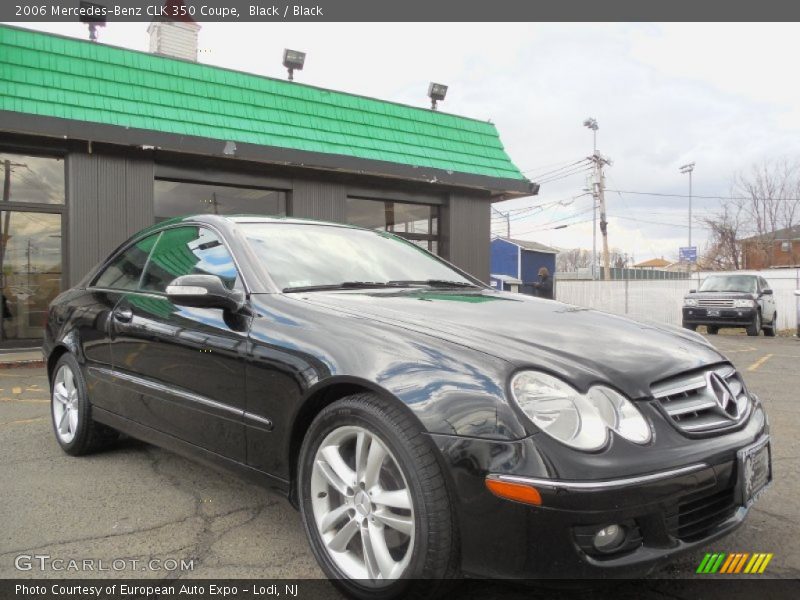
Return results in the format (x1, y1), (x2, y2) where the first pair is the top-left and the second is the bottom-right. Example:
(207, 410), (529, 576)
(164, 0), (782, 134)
(747, 354), (774, 372)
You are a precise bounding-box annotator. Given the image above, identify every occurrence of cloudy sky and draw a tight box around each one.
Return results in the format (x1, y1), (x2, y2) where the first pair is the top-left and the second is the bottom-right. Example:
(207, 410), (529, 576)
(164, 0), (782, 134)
(20, 22), (800, 262)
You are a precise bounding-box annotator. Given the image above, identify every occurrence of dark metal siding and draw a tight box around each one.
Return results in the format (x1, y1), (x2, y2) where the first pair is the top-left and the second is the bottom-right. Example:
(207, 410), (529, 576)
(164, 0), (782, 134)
(67, 152), (153, 285)
(444, 192), (492, 281)
(291, 179), (348, 223)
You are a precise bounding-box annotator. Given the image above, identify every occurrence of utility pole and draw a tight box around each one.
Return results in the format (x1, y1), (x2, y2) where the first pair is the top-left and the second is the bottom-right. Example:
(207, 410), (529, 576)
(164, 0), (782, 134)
(597, 157), (611, 280)
(584, 118), (612, 280)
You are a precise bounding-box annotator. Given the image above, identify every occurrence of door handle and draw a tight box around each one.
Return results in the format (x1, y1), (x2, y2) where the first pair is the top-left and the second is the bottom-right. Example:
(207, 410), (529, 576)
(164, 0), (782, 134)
(113, 307), (134, 323)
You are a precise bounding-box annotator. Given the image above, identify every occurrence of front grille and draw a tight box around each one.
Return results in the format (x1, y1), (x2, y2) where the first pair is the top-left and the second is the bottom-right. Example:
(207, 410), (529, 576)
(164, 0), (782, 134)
(651, 365), (750, 434)
(697, 298), (735, 308)
(666, 487), (737, 541)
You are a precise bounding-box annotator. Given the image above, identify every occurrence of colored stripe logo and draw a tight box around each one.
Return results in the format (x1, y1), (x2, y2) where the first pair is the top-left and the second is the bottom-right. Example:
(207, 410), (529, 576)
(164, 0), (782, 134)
(697, 552), (773, 574)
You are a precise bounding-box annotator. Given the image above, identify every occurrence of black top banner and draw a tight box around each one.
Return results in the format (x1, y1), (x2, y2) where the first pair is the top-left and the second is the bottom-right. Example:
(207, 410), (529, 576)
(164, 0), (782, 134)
(2, 0), (800, 22)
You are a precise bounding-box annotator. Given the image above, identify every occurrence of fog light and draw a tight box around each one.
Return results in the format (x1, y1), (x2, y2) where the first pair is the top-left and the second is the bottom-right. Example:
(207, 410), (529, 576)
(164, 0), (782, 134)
(593, 524), (625, 552)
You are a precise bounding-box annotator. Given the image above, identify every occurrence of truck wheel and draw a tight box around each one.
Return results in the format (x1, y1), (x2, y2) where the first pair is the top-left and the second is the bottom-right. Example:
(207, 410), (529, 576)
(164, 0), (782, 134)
(746, 312), (761, 337)
(682, 322), (697, 331)
(764, 312), (777, 337)
(707, 326), (719, 335)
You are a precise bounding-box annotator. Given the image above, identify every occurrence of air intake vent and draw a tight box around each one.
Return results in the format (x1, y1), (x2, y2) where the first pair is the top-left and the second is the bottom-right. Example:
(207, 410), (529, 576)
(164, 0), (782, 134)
(651, 365), (750, 434)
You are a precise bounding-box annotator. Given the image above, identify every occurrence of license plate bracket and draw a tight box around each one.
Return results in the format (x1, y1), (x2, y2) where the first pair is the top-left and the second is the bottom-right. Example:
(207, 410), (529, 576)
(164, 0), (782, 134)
(737, 436), (772, 508)
(707, 309), (721, 317)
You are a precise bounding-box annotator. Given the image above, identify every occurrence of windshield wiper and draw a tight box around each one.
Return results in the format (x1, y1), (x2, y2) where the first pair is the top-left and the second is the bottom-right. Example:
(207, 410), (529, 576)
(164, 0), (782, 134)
(386, 279), (479, 288)
(283, 281), (388, 293)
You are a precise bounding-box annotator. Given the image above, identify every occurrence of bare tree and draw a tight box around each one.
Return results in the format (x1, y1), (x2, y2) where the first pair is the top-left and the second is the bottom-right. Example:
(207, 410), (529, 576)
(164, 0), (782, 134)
(700, 201), (745, 270)
(733, 158), (800, 267)
(556, 248), (591, 272)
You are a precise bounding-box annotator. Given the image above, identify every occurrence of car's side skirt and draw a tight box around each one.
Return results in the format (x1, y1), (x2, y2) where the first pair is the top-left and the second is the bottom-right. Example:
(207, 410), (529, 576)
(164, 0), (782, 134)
(92, 406), (291, 497)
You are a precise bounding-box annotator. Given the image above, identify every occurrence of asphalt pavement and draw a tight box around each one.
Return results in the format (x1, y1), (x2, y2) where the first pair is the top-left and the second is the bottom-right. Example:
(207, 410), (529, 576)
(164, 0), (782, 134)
(0, 334), (797, 598)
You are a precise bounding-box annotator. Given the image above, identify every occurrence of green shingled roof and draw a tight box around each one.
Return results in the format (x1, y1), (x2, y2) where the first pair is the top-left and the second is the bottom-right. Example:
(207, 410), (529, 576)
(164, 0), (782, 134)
(0, 26), (525, 181)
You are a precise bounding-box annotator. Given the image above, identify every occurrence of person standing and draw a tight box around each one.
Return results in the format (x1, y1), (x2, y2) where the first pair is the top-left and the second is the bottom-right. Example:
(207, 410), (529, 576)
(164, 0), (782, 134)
(533, 266), (554, 299)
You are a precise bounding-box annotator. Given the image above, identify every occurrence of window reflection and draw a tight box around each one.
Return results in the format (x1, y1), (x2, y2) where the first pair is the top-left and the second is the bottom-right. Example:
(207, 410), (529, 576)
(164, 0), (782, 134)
(0, 211), (62, 342)
(345, 197), (439, 254)
(141, 227), (240, 292)
(0, 153), (65, 205)
(155, 180), (287, 220)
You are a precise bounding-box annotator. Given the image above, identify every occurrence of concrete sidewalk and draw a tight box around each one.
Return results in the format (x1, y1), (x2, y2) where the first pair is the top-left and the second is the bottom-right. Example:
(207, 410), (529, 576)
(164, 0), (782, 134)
(0, 349), (44, 368)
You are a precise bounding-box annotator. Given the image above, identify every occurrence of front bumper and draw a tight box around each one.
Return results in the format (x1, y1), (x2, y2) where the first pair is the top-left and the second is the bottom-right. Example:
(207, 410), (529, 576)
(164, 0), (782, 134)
(682, 306), (756, 326)
(430, 412), (768, 579)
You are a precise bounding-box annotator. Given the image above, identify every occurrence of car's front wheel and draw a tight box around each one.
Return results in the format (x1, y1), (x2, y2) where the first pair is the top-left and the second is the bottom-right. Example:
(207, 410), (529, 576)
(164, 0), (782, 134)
(298, 393), (457, 599)
(50, 353), (118, 456)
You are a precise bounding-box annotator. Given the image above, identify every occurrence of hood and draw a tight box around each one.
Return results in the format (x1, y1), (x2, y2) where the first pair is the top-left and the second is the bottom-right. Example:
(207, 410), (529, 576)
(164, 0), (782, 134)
(686, 291), (756, 300)
(293, 288), (727, 400)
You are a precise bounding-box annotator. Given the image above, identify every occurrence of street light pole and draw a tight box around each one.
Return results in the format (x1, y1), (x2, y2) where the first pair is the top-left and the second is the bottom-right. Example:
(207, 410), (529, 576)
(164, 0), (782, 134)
(679, 162), (695, 262)
(584, 118), (599, 280)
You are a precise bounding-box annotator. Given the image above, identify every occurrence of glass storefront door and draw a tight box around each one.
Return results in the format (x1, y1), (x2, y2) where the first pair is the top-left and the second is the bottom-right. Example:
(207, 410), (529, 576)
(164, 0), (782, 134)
(0, 211), (63, 344)
(0, 152), (65, 347)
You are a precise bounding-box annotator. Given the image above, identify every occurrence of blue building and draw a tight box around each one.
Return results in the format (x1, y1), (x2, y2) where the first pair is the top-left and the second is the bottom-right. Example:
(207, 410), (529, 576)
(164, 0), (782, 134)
(490, 237), (558, 294)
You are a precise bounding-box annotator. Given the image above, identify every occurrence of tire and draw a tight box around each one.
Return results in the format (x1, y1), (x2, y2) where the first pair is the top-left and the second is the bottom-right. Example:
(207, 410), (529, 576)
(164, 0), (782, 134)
(683, 322), (697, 331)
(707, 326), (719, 335)
(746, 312), (761, 337)
(298, 393), (458, 600)
(764, 312), (777, 337)
(50, 353), (118, 456)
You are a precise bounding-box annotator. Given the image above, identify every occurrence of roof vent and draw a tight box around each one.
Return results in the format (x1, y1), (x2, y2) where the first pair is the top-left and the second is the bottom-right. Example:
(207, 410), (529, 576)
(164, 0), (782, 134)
(147, 0), (201, 62)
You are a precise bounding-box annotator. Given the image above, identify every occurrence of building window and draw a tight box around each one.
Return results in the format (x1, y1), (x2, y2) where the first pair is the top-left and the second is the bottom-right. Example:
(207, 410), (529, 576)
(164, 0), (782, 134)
(346, 197), (439, 254)
(0, 153), (65, 204)
(781, 241), (791, 252)
(154, 180), (287, 221)
(0, 152), (65, 345)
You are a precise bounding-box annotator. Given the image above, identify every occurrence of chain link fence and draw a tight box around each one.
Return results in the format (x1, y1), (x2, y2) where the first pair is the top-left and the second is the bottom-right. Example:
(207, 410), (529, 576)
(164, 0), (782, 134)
(555, 270), (800, 331)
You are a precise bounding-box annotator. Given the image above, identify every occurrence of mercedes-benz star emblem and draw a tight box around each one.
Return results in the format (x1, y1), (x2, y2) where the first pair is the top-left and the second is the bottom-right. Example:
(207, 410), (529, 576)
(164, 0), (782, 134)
(706, 371), (739, 419)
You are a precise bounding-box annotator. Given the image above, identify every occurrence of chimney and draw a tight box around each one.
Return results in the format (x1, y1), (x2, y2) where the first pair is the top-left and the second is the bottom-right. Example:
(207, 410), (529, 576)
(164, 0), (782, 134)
(147, 0), (201, 61)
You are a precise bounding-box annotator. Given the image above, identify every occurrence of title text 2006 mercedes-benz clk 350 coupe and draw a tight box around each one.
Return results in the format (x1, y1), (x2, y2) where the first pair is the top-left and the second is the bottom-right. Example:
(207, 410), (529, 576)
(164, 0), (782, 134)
(45, 215), (771, 599)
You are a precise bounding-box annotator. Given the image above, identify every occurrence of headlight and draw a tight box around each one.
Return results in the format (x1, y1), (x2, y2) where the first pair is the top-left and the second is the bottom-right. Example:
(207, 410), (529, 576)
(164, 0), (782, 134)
(683, 298), (698, 306)
(510, 371), (651, 451)
(733, 299), (756, 308)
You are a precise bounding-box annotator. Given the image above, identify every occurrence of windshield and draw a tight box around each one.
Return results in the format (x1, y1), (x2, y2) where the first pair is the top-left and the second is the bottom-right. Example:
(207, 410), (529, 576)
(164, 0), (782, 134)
(698, 275), (757, 293)
(241, 223), (476, 291)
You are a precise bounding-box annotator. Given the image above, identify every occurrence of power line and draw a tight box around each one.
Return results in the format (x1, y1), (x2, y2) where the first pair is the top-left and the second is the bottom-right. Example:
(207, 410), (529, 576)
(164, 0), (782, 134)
(607, 189), (800, 202)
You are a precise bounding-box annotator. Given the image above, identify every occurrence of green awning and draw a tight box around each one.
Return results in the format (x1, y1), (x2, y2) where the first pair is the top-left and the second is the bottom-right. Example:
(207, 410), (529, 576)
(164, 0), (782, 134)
(0, 26), (526, 183)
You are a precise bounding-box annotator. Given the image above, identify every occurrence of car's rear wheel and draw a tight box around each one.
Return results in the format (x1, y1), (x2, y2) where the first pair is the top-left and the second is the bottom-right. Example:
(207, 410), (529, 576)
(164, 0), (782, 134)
(746, 312), (761, 337)
(50, 353), (118, 456)
(707, 326), (719, 335)
(764, 312), (777, 337)
(298, 393), (457, 599)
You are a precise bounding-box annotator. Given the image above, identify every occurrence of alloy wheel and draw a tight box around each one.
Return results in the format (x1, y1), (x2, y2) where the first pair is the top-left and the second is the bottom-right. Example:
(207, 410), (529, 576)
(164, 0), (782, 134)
(52, 365), (80, 444)
(310, 425), (415, 583)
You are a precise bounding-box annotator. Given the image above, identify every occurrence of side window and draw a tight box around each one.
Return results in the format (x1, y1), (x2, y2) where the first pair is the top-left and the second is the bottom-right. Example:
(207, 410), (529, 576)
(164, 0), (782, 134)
(93, 233), (161, 290)
(140, 226), (240, 293)
(760, 277), (771, 292)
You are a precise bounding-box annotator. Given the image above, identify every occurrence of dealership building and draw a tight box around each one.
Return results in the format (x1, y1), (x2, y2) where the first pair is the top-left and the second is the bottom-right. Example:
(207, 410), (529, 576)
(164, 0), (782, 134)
(0, 23), (532, 348)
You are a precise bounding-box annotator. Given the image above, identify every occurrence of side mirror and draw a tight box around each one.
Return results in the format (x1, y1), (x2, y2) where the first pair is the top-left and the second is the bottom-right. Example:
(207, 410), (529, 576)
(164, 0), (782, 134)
(166, 274), (245, 312)
(689, 289), (697, 294)
(762, 289), (773, 295)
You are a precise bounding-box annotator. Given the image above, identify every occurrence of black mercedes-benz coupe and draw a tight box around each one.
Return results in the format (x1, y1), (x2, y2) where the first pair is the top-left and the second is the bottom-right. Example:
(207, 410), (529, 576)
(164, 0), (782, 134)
(44, 215), (771, 598)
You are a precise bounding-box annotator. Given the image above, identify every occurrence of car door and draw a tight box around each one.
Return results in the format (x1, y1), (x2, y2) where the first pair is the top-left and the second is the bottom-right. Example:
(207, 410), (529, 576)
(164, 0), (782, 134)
(109, 225), (250, 461)
(83, 232), (161, 415)
(759, 277), (776, 323)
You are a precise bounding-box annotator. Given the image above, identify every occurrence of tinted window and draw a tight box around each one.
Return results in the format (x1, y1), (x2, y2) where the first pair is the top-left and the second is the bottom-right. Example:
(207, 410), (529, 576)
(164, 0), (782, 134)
(0, 152), (65, 204)
(94, 233), (160, 290)
(698, 275), (757, 294)
(154, 180), (286, 220)
(141, 226), (239, 293)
